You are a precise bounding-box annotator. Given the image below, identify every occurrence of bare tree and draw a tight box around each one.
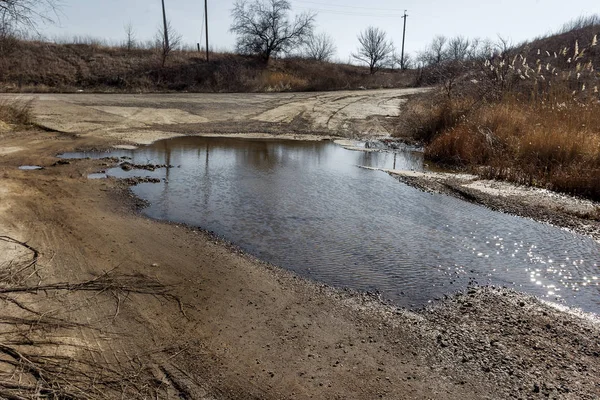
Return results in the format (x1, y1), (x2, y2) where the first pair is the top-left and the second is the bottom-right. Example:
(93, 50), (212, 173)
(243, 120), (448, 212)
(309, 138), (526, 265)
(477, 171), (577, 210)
(447, 36), (470, 61)
(467, 37), (494, 60)
(230, 0), (316, 63)
(303, 31), (336, 62)
(155, 20), (182, 67)
(1, 0), (58, 57)
(0, 0), (59, 30)
(352, 26), (393, 74)
(124, 22), (136, 51)
(401, 52), (413, 70)
(418, 35), (448, 66)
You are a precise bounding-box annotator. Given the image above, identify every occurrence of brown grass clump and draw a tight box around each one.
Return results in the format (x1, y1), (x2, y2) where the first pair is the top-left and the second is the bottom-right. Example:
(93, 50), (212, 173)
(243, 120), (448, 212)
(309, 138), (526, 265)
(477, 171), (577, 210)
(425, 98), (600, 199)
(0, 99), (33, 126)
(257, 71), (309, 91)
(397, 94), (474, 142)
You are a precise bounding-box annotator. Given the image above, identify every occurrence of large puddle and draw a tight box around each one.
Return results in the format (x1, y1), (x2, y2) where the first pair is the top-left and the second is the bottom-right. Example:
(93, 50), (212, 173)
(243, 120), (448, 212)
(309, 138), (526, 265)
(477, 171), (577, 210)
(62, 137), (600, 314)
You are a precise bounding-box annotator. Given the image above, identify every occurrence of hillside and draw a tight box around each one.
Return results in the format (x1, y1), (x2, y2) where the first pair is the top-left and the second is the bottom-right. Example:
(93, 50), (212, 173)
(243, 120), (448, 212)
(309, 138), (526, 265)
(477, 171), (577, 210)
(522, 18), (599, 64)
(399, 18), (600, 200)
(0, 39), (414, 93)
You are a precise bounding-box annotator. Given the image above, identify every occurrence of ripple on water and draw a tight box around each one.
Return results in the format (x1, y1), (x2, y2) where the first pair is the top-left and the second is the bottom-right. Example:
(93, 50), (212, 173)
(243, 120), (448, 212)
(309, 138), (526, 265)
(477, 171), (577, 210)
(61, 137), (600, 314)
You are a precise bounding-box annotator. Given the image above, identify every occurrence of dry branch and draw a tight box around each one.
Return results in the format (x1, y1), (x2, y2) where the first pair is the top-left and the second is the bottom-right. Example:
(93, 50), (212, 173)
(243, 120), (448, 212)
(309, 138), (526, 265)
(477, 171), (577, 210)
(0, 236), (186, 398)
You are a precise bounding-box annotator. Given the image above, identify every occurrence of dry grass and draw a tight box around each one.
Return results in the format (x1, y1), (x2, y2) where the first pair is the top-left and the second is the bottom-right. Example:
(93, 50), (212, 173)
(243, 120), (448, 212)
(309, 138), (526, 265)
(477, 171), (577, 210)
(257, 71), (309, 91)
(402, 18), (600, 199)
(425, 99), (600, 198)
(0, 38), (415, 93)
(418, 93), (600, 199)
(0, 99), (33, 126)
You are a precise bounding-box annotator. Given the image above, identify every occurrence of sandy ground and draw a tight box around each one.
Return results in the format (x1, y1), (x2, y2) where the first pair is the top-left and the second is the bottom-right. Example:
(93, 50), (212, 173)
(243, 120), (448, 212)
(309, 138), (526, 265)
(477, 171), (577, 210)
(0, 89), (423, 144)
(0, 91), (599, 399)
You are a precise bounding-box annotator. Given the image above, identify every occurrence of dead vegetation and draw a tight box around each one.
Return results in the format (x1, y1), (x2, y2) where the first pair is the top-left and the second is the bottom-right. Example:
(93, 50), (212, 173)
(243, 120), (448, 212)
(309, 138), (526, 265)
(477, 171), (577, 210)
(400, 16), (600, 200)
(0, 37), (415, 93)
(0, 235), (186, 399)
(0, 99), (33, 127)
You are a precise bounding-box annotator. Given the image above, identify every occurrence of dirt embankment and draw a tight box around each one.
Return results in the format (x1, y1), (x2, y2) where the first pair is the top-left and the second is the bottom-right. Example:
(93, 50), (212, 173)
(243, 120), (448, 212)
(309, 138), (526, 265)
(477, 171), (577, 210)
(0, 91), (599, 399)
(0, 41), (416, 93)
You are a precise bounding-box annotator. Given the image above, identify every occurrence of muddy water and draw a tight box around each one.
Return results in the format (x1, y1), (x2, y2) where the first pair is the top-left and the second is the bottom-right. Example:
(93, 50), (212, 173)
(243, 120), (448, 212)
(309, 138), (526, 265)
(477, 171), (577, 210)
(62, 137), (600, 313)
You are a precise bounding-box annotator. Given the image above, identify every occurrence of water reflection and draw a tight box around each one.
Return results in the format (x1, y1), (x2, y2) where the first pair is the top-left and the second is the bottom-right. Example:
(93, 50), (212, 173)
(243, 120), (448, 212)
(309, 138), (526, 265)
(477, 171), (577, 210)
(61, 137), (600, 314)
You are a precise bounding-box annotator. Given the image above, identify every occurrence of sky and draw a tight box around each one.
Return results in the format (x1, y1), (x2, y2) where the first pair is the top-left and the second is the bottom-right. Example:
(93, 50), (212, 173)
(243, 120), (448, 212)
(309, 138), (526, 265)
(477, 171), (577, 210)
(39, 0), (599, 63)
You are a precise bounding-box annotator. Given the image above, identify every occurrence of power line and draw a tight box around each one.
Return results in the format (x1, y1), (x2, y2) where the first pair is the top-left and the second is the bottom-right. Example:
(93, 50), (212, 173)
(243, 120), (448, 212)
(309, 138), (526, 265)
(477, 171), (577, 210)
(296, 6), (404, 18)
(293, 0), (406, 12)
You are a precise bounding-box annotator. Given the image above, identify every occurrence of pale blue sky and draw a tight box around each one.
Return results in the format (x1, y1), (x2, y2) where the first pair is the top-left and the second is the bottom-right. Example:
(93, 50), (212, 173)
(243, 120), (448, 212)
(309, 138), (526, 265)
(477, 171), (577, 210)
(42, 0), (599, 62)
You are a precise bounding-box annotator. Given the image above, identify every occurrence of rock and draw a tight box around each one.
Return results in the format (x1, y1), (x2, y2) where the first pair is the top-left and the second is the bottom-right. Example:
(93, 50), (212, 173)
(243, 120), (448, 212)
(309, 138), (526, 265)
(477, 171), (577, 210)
(53, 159), (71, 166)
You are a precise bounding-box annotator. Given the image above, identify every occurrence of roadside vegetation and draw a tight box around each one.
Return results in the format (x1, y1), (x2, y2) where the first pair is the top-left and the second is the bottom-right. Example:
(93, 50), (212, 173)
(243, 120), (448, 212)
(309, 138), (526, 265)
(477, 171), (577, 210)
(0, 42), (412, 93)
(399, 16), (600, 200)
(0, 0), (412, 93)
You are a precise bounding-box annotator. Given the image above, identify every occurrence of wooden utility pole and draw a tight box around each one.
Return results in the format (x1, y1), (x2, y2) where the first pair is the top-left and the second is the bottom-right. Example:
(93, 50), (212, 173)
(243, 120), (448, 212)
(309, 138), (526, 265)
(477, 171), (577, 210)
(205, 0), (209, 61)
(161, 0), (169, 50)
(400, 10), (408, 70)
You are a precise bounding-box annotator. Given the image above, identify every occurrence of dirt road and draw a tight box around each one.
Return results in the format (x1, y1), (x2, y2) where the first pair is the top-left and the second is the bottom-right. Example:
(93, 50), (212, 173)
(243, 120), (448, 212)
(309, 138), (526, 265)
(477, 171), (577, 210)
(1, 89), (423, 144)
(0, 91), (599, 399)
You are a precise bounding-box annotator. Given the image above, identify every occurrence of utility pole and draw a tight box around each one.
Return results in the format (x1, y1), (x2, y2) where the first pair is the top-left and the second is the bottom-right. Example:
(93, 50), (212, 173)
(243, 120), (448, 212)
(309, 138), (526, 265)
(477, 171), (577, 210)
(400, 10), (408, 70)
(161, 0), (169, 50)
(205, 0), (209, 61)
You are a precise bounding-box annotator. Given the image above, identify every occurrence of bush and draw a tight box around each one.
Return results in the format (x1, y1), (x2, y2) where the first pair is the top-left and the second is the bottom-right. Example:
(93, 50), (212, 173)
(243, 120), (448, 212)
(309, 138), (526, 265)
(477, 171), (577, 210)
(396, 94), (474, 142)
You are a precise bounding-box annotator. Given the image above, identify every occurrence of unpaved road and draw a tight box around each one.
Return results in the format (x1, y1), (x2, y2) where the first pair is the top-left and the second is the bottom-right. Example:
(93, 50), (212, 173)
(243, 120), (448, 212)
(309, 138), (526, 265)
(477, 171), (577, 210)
(1, 89), (423, 144)
(0, 90), (599, 399)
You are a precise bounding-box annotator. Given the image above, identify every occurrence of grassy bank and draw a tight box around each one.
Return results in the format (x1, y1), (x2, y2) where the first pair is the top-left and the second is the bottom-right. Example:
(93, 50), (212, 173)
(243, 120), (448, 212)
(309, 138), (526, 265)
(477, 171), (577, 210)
(0, 39), (414, 93)
(400, 18), (600, 200)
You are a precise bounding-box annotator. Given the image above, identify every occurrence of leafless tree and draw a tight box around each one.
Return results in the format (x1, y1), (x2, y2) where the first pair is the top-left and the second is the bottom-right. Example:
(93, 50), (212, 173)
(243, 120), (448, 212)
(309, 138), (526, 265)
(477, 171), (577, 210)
(467, 37), (494, 60)
(124, 22), (136, 51)
(418, 35), (448, 66)
(495, 35), (513, 57)
(352, 26), (393, 74)
(401, 52), (413, 70)
(303, 31), (336, 62)
(1, 0), (58, 57)
(447, 36), (470, 61)
(230, 0), (316, 63)
(155, 20), (182, 67)
(0, 0), (59, 30)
